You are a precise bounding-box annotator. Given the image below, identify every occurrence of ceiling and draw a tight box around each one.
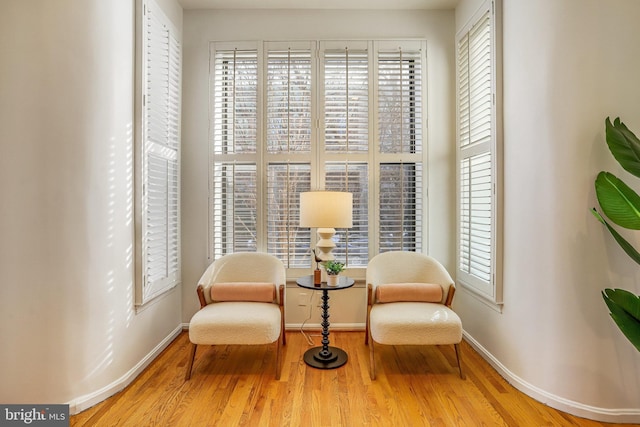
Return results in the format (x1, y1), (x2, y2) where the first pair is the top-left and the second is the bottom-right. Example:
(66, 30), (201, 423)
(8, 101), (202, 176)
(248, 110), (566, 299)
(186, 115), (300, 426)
(177, 0), (459, 10)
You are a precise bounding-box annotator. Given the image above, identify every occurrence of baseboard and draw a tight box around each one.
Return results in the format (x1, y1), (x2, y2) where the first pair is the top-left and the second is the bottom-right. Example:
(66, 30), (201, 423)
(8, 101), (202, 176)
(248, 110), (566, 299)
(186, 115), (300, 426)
(68, 325), (183, 415)
(463, 331), (640, 424)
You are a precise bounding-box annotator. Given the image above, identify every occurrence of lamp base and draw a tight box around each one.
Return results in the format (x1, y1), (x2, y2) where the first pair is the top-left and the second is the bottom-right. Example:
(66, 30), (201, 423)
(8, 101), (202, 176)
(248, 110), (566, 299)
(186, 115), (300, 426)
(316, 227), (336, 261)
(303, 346), (348, 369)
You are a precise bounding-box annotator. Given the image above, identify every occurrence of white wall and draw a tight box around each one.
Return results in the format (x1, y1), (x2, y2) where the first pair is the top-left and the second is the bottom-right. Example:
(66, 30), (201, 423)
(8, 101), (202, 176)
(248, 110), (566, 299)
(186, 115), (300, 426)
(0, 0), (183, 413)
(455, 0), (640, 422)
(180, 9), (456, 327)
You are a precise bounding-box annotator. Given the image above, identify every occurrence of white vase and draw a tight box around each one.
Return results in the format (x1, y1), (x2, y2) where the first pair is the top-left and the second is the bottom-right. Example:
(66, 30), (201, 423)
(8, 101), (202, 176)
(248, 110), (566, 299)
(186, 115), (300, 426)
(327, 275), (339, 286)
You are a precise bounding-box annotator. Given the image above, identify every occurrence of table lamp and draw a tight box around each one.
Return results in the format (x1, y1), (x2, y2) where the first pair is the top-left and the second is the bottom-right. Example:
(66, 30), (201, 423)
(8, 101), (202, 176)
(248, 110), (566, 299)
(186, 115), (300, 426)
(299, 191), (353, 263)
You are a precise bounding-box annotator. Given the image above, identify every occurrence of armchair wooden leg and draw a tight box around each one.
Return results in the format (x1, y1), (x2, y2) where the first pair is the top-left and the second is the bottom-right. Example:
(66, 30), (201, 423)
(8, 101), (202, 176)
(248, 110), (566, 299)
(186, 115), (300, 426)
(365, 320), (369, 345)
(275, 339), (282, 380)
(454, 343), (465, 379)
(185, 343), (197, 381)
(369, 338), (376, 380)
(279, 287), (286, 347)
(365, 297), (371, 345)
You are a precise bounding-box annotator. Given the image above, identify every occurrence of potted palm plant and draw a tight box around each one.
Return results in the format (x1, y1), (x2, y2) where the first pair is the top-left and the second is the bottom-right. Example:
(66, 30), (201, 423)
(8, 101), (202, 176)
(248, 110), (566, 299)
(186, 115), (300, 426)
(323, 260), (345, 286)
(592, 117), (640, 352)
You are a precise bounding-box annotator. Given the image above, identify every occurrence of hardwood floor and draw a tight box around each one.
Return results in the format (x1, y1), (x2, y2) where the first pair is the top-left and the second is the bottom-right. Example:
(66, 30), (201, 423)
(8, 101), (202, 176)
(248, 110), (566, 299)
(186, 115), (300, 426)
(71, 331), (635, 427)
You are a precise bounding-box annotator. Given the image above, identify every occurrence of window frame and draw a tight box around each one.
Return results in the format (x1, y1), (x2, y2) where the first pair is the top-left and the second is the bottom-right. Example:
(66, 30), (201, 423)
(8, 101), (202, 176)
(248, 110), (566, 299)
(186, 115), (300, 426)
(208, 39), (428, 279)
(456, 0), (503, 305)
(134, 0), (182, 306)
(373, 40), (427, 256)
(265, 41), (315, 269)
(208, 41), (263, 258)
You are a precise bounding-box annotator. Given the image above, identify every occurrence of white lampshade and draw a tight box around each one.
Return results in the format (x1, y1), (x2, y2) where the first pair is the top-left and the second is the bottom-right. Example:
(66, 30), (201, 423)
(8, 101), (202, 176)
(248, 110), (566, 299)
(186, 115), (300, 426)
(299, 191), (353, 228)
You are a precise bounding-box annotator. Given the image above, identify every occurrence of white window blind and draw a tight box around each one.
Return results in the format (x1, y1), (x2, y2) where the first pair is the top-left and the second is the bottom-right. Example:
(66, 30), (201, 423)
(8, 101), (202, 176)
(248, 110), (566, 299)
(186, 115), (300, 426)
(211, 48), (258, 155)
(323, 48), (369, 153)
(265, 45), (313, 267)
(457, 0), (502, 303)
(376, 44), (425, 253)
(320, 43), (371, 263)
(137, 0), (181, 305)
(267, 163), (311, 267)
(325, 162), (369, 266)
(267, 48), (312, 153)
(378, 49), (423, 154)
(209, 40), (426, 272)
(459, 153), (492, 281)
(379, 163), (423, 252)
(210, 45), (259, 259)
(211, 162), (257, 255)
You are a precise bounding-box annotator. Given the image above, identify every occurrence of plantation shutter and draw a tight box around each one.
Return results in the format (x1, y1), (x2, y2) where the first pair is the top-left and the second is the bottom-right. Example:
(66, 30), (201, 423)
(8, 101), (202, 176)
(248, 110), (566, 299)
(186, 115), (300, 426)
(267, 164), (311, 267)
(320, 42), (371, 265)
(139, 0), (181, 304)
(211, 163), (257, 256)
(323, 48), (369, 153)
(210, 45), (259, 258)
(377, 49), (423, 154)
(379, 163), (423, 252)
(459, 153), (491, 282)
(211, 48), (258, 155)
(457, 0), (501, 302)
(207, 40), (428, 274)
(267, 48), (312, 153)
(376, 43), (425, 253)
(265, 45), (313, 267)
(325, 162), (369, 266)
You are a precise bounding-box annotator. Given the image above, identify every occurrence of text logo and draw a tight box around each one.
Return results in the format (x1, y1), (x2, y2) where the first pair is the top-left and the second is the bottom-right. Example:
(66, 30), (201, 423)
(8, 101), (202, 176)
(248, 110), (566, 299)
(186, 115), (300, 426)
(0, 405), (69, 426)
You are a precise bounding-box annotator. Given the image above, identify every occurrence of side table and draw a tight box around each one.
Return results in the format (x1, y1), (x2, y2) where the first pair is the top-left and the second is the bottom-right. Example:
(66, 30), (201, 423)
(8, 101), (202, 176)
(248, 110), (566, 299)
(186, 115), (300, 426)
(296, 275), (355, 369)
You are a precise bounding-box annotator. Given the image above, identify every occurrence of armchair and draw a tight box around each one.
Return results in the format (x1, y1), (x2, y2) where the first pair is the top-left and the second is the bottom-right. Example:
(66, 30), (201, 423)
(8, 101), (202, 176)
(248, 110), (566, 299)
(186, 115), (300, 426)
(185, 252), (286, 380)
(365, 251), (464, 380)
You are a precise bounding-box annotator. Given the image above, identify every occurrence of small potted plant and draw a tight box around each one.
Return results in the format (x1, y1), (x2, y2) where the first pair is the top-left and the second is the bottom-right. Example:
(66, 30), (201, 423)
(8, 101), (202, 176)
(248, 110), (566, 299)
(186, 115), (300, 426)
(323, 260), (345, 286)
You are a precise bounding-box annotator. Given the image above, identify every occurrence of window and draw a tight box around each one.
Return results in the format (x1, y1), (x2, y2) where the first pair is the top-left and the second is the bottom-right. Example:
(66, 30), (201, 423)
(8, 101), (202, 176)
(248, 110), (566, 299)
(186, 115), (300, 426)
(320, 42), (370, 266)
(210, 45), (259, 256)
(266, 44), (313, 267)
(376, 45), (424, 253)
(135, 0), (181, 305)
(456, 0), (502, 303)
(209, 40), (426, 272)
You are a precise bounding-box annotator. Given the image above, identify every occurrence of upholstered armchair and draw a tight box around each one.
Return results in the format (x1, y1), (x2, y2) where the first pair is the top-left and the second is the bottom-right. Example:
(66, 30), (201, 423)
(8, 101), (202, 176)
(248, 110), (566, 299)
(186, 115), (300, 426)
(365, 251), (464, 380)
(185, 252), (286, 380)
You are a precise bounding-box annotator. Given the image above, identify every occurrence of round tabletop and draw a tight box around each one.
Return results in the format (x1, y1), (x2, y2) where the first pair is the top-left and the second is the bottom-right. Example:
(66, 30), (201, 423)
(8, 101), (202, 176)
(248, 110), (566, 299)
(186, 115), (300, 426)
(296, 275), (355, 291)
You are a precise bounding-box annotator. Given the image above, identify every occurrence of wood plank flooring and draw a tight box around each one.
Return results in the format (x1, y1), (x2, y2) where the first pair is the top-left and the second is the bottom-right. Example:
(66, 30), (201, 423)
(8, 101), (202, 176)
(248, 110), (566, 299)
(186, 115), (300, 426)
(70, 331), (636, 426)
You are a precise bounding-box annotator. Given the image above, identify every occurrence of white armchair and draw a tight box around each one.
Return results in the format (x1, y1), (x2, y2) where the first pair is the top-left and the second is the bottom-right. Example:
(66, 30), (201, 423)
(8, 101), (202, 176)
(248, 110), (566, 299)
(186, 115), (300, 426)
(186, 252), (286, 380)
(365, 251), (464, 380)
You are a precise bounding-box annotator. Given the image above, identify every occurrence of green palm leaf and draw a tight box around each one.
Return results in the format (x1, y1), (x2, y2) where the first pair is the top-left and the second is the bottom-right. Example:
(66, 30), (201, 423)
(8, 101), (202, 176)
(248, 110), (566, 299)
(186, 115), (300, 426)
(591, 208), (640, 266)
(602, 288), (640, 352)
(594, 118), (640, 353)
(595, 171), (640, 229)
(605, 117), (640, 179)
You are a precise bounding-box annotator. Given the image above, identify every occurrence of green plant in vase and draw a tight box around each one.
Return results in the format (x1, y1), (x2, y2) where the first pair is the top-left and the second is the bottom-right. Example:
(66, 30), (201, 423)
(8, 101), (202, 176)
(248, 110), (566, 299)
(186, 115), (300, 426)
(323, 260), (345, 275)
(592, 117), (640, 352)
(322, 260), (345, 286)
